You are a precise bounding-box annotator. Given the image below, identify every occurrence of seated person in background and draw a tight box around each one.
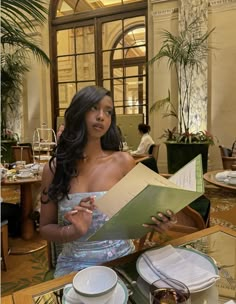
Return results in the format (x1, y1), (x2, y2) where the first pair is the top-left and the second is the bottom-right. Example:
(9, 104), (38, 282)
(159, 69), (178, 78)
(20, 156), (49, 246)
(56, 123), (65, 141)
(40, 85), (177, 277)
(131, 123), (154, 155)
(116, 125), (128, 151)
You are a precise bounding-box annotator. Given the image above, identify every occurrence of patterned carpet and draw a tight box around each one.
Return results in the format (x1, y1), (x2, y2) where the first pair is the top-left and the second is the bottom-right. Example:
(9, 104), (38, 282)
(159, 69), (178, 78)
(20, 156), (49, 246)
(205, 185), (236, 230)
(1, 185), (236, 297)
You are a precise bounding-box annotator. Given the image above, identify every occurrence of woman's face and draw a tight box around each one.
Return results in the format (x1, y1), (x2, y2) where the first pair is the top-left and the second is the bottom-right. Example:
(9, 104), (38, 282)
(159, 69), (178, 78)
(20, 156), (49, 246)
(85, 95), (113, 139)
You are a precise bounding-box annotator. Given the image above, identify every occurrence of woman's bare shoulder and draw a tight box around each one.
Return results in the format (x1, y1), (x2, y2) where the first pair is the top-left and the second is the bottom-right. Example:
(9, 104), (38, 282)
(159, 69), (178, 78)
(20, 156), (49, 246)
(112, 151), (136, 174)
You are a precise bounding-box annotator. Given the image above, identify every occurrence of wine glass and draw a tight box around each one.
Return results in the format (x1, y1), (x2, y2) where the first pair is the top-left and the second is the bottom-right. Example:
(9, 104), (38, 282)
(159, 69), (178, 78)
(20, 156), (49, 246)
(149, 278), (191, 304)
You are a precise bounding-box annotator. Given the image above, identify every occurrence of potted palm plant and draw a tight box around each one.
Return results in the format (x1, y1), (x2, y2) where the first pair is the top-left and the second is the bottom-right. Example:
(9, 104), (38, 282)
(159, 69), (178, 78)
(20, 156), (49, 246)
(149, 18), (215, 173)
(1, 0), (50, 163)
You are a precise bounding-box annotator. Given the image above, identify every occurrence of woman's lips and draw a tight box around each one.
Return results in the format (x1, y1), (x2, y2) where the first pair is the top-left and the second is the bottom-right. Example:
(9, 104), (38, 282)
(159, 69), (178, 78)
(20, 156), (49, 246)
(93, 123), (104, 130)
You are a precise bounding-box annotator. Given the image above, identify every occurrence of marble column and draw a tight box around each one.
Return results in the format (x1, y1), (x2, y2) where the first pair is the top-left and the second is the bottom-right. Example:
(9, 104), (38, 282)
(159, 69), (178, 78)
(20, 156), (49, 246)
(179, 0), (208, 132)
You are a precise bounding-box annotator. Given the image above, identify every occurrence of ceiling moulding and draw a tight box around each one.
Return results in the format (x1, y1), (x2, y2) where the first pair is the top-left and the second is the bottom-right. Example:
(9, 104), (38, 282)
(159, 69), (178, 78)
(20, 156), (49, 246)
(209, 0), (236, 6)
(152, 7), (178, 21)
(209, 0), (236, 11)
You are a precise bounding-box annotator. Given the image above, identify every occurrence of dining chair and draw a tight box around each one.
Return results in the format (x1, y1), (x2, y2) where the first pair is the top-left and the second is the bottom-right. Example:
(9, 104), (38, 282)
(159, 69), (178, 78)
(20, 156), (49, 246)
(1, 220), (9, 271)
(12, 145), (34, 164)
(148, 144), (160, 162)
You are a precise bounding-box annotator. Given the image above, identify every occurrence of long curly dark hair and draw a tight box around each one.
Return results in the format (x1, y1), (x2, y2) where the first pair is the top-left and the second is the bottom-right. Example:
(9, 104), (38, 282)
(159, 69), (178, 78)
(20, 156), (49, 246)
(47, 86), (121, 203)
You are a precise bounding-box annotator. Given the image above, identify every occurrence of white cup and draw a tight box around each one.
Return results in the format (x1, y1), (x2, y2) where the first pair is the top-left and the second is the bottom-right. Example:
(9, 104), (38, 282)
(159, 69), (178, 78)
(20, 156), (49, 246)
(64, 266), (118, 304)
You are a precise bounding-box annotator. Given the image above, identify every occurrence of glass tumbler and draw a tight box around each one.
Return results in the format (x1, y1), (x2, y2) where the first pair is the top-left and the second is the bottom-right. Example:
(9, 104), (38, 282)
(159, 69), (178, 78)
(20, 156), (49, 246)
(149, 278), (191, 304)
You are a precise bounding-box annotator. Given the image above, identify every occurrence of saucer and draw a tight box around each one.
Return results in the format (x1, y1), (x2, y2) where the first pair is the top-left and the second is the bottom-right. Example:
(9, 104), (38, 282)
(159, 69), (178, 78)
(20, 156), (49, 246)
(16, 173), (33, 179)
(63, 279), (128, 304)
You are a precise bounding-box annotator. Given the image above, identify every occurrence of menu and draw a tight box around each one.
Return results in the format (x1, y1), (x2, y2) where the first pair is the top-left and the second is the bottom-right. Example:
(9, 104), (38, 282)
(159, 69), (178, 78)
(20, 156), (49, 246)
(88, 155), (204, 241)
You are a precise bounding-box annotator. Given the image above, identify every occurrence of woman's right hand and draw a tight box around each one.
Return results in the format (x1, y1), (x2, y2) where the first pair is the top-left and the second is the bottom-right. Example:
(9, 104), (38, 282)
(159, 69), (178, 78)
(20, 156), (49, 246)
(64, 196), (96, 236)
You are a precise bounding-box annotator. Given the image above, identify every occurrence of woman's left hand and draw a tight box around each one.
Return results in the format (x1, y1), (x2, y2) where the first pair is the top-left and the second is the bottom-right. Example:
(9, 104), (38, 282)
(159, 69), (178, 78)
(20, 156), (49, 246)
(142, 209), (177, 233)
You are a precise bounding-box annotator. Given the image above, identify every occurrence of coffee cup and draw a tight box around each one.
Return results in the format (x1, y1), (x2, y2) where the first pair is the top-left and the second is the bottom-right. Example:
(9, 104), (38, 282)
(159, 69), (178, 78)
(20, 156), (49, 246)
(64, 266), (118, 304)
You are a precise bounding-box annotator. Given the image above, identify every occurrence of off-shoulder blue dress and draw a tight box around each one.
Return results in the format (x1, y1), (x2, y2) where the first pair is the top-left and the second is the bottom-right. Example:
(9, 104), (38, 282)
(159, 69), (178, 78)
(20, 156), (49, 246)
(54, 192), (135, 277)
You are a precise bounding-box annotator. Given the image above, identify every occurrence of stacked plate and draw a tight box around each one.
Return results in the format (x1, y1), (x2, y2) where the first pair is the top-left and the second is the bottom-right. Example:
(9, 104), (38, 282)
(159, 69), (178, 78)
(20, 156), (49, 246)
(136, 245), (219, 294)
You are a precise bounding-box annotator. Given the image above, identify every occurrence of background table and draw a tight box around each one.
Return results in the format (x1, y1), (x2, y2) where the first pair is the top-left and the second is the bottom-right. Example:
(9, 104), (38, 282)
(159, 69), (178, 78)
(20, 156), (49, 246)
(2, 176), (41, 240)
(204, 170), (236, 191)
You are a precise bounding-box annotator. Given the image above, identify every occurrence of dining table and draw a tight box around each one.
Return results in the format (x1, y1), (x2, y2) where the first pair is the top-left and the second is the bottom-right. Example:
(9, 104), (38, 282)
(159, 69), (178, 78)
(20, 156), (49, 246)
(3, 225), (235, 304)
(1, 175), (42, 241)
(204, 170), (236, 191)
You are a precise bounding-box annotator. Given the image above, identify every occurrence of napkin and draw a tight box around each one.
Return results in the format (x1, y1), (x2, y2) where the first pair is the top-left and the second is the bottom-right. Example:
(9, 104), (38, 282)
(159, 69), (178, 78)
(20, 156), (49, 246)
(215, 171), (229, 181)
(144, 245), (220, 292)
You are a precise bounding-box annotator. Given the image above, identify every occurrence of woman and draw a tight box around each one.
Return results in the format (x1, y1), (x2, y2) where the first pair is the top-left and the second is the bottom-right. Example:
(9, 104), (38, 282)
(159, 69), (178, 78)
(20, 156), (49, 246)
(40, 86), (175, 277)
(132, 123), (155, 155)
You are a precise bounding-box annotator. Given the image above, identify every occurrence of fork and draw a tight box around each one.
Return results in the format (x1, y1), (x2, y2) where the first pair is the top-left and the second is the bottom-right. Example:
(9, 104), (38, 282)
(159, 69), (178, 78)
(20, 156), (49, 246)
(142, 252), (188, 290)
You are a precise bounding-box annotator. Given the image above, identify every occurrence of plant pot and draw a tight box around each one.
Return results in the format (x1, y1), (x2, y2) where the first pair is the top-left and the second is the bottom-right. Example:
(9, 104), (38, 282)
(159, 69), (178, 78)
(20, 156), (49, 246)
(1, 140), (17, 163)
(166, 143), (209, 174)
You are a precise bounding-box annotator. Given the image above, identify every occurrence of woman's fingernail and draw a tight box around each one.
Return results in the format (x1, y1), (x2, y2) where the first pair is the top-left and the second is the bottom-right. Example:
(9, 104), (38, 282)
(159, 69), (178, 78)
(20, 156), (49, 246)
(85, 209), (93, 214)
(166, 210), (172, 216)
(142, 224), (148, 227)
(70, 210), (78, 215)
(157, 213), (163, 218)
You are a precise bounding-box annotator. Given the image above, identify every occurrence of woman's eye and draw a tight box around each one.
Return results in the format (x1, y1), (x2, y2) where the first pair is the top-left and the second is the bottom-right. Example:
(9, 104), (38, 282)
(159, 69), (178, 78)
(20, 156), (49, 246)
(90, 105), (98, 111)
(105, 110), (112, 116)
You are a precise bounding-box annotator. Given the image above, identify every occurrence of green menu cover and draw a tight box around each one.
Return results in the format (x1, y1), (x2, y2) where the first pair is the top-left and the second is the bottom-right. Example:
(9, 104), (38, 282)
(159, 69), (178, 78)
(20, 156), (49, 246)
(88, 155), (204, 241)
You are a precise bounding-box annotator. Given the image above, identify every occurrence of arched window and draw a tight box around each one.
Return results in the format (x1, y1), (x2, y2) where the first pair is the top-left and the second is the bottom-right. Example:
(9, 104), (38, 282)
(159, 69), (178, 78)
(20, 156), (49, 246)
(49, 0), (147, 127)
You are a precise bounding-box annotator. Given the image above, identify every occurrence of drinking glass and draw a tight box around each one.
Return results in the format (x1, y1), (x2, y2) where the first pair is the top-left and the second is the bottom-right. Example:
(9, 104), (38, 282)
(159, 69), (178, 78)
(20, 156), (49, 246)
(149, 278), (191, 304)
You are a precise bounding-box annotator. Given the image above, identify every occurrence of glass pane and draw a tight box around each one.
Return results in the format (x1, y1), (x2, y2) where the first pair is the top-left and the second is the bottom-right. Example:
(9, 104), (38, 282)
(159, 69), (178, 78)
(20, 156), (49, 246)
(113, 67), (123, 79)
(102, 20), (122, 50)
(73, 0), (93, 13)
(77, 82), (96, 91)
(57, 57), (76, 82)
(58, 83), (76, 109)
(123, 0), (142, 3)
(115, 107), (124, 115)
(56, 1), (74, 17)
(99, 0), (122, 7)
(75, 26), (94, 53)
(113, 79), (123, 104)
(56, 0), (144, 16)
(59, 109), (66, 116)
(125, 66), (138, 77)
(57, 29), (75, 56)
(76, 54), (95, 81)
(67, 83), (77, 104)
(124, 16), (145, 30)
(103, 80), (111, 91)
(113, 48), (123, 60)
(103, 51), (112, 79)
(124, 46), (146, 58)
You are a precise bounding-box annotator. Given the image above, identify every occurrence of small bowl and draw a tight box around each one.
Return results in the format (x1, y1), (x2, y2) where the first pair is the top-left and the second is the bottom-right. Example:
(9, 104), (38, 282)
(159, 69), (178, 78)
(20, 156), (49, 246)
(72, 266), (118, 304)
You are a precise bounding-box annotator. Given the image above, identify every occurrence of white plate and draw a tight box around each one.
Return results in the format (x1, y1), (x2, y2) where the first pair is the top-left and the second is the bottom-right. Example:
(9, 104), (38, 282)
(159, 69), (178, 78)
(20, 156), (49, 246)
(136, 247), (218, 293)
(62, 279), (128, 304)
(16, 173), (33, 179)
